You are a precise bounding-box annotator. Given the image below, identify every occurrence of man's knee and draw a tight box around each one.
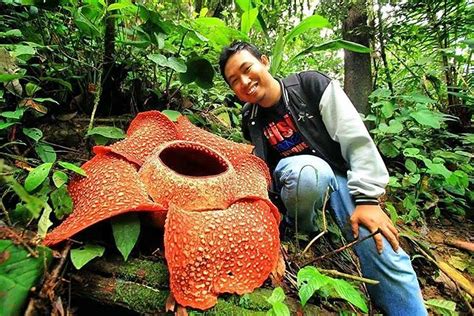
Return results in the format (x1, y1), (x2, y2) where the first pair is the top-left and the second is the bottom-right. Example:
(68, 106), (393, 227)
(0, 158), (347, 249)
(274, 155), (337, 191)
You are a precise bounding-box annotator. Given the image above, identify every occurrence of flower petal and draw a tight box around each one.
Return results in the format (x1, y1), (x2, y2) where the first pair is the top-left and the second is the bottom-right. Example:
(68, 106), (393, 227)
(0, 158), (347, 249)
(164, 200), (280, 310)
(44, 153), (166, 246)
(176, 115), (253, 164)
(139, 141), (234, 211)
(94, 111), (179, 166)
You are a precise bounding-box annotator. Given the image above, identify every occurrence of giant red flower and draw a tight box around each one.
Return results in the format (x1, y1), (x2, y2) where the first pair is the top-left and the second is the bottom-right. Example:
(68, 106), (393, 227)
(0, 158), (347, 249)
(44, 111), (281, 310)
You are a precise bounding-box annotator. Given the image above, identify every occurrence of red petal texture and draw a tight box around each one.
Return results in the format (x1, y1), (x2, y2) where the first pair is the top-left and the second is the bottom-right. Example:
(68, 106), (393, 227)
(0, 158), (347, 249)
(164, 200), (280, 310)
(44, 111), (281, 310)
(44, 153), (166, 246)
(94, 111), (179, 166)
(176, 115), (254, 164)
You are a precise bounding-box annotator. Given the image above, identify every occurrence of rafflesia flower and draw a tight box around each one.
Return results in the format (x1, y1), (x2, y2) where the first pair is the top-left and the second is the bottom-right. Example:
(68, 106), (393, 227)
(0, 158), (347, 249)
(44, 111), (281, 310)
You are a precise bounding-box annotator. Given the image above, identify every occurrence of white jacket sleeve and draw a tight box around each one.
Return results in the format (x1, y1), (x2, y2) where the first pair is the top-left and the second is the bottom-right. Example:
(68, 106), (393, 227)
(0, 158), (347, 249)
(319, 80), (389, 199)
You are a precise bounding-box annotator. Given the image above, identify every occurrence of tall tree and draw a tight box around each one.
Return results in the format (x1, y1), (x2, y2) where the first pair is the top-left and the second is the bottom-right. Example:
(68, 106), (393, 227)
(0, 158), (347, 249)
(342, 0), (372, 115)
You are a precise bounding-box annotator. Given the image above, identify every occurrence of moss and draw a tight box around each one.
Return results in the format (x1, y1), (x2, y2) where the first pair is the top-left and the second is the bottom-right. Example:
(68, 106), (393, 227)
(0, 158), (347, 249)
(117, 258), (169, 287)
(115, 279), (169, 313)
(189, 299), (267, 316)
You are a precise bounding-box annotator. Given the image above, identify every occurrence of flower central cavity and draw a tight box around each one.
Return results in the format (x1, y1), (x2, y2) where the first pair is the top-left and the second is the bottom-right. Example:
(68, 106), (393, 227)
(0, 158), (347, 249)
(159, 142), (229, 177)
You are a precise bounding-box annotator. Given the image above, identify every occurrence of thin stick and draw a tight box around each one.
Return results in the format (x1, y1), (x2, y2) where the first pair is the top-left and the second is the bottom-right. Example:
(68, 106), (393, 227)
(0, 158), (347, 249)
(0, 226), (38, 257)
(319, 269), (379, 285)
(39, 242), (72, 300)
(304, 229), (381, 265)
(302, 187), (330, 255)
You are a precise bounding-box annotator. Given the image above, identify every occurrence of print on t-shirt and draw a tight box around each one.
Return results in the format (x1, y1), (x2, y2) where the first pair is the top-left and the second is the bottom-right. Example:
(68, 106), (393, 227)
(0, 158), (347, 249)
(263, 114), (309, 157)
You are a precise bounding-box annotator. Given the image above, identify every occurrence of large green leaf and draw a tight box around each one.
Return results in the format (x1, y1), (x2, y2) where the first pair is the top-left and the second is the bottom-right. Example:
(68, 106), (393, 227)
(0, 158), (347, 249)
(179, 57), (214, 88)
(70, 244), (105, 270)
(285, 14), (330, 43)
(410, 110), (443, 129)
(330, 279), (368, 313)
(269, 33), (285, 75)
(167, 57), (187, 73)
(293, 39), (371, 62)
(24, 163), (53, 192)
(241, 7), (259, 35)
(112, 214), (141, 261)
(0, 240), (52, 316)
(162, 110), (182, 122)
(0, 73), (24, 82)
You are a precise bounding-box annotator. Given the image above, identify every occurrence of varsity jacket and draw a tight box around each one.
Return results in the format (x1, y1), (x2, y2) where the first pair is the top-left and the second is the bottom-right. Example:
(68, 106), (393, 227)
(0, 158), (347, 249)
(242, 71), (389, 205)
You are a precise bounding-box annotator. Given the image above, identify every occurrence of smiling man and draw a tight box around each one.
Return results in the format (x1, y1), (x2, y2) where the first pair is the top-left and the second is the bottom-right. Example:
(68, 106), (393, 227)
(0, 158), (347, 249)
(219, 41), (427, 315)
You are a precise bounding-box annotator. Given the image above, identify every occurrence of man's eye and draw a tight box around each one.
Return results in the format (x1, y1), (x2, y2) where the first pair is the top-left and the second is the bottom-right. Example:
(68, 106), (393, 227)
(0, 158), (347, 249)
(245, 66), (251, 72)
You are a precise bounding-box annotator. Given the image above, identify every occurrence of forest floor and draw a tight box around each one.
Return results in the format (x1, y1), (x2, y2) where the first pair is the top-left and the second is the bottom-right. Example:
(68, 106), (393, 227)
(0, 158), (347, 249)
(13, 114), (474, 314)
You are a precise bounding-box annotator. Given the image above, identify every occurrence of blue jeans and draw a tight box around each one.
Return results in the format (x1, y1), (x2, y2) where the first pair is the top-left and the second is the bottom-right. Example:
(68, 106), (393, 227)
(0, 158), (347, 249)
(274, 155), (427, 316)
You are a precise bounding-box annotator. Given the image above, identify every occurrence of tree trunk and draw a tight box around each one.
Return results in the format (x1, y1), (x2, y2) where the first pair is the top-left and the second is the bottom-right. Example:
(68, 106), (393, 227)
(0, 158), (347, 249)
(70, 256), (323, 314)
(342, 0), (372, 116)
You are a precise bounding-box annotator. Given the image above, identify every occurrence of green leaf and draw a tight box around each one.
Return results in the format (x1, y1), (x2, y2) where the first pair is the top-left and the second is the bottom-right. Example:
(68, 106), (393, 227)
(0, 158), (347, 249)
(86, 126), (125, 139)
(52, 171), (68, 188)
(425, 299), (457, 316)
(241, 7), (259, 35)
(35, 143), (57, 163)
(330, 279), (368, 312)
(25, 82), (41, 97)
(179, 57), (214, 88)
(405, 159), (417, 173)
(0, 122), (16, 130)
(111, 214), (141, 261)
(292, 39), (371, 62)
(235, 0), (253, 11)
(107, 2), (133, 11)
(32, 97), (59, 105)
(70, 244), (105, 270)
(12, 45), (36, 59)
(285, 14), (330, 43)
(39, 77), (72, 91)
(266, 287), (286, 304)
(0, 240), (52, 316)
(297, 266), (330, 306)
(385, 119), (404, 134)
(410, 110), (442, 129)
(423, 160), (452, 179)
(380, 101), (395, 118)
(0, 73), (24, 82)
(167, 57), (187, 73)
(162, 110), (182, 122)
(58, 161), (87, 176)
(147, 53), (168, 66)
(1, 108), (26, 120)
(0, 29), (23, 38)
(24, 163), (53, 192)
(50, 185), (73, 220)
(5, 176), (44, 218)
(379, 140), (400, 158)
(23, 127), (43, 142)
(400, 93), (436, 104)
(37, 203), (53, 238)
(269, 33), (285, 75)
(267, 301), (290, 316)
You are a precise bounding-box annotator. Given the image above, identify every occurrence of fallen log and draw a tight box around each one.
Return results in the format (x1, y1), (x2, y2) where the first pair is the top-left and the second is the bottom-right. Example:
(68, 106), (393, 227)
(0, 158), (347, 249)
(70, 256), (322, 314)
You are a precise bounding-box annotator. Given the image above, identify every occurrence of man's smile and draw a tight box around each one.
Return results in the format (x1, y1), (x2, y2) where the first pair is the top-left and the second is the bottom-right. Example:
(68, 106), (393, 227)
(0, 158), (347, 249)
(246, 83), (258, 96)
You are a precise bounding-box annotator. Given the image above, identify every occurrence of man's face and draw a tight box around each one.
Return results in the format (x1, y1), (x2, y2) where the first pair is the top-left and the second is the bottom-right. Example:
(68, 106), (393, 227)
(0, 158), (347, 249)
(224, 50), (276, 107)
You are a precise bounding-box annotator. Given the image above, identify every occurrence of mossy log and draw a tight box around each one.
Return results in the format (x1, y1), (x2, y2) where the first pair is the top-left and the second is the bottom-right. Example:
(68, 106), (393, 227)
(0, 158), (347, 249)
(71, 256), (321, 315)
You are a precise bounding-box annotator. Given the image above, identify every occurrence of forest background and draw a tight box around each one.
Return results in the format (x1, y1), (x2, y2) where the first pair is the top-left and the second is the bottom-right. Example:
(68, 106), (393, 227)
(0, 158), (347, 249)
(0, 0), (472, 315)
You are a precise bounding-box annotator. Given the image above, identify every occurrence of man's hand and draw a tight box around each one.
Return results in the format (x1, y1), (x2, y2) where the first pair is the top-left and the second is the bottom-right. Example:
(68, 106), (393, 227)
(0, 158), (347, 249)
(350, 205), (399, 254)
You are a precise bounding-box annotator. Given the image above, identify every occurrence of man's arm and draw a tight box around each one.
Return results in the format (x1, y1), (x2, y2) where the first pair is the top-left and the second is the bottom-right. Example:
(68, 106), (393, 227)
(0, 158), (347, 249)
(317, 80), (398, 253)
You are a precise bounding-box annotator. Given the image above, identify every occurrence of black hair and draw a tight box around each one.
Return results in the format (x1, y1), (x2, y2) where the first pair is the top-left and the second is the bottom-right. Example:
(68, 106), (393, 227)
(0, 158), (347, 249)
(219, 41), (263, 84)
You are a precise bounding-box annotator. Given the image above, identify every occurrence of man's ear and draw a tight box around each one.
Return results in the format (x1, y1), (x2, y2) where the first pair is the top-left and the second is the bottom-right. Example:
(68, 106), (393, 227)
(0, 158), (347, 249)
(261, 55), (270, 68)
